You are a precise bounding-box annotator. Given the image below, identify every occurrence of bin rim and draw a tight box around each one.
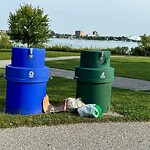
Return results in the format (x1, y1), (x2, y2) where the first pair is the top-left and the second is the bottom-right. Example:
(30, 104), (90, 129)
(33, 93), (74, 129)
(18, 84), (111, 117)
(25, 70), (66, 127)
(5, 65), (50, 83)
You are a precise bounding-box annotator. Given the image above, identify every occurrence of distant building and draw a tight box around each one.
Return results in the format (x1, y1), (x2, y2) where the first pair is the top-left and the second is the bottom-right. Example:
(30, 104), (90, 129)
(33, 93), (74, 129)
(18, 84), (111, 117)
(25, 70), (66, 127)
(93, 31), (98, 36)
(128, 35), (141, 42)
(86, 34), (94, 37)
(86, 31), (99, 37)
(75, 31), (84, 38)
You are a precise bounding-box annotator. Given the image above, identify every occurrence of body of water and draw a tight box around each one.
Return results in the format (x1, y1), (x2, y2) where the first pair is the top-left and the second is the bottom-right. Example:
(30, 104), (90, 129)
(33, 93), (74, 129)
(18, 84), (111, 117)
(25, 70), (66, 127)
(48, 38), (139, 49)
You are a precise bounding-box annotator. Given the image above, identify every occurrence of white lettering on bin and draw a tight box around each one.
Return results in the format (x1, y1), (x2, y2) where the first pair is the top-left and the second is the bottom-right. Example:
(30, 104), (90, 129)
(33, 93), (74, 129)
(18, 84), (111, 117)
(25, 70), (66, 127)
(100, 72), (105, 79)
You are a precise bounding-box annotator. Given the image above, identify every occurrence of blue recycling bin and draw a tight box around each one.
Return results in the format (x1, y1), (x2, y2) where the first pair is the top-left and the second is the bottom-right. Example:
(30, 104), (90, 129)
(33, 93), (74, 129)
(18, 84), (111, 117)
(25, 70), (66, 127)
(5, 47), (50, 115)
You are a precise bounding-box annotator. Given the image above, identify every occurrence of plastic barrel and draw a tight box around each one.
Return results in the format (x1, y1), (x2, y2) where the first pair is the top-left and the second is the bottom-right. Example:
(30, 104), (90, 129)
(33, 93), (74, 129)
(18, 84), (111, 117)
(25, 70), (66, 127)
(5, 47), (50, 115)
(75, 50), (114, 113)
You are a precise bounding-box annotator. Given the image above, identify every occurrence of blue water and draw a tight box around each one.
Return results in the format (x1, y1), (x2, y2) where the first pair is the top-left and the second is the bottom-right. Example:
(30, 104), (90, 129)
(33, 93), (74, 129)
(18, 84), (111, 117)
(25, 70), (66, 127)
(48, 38), (138, 49)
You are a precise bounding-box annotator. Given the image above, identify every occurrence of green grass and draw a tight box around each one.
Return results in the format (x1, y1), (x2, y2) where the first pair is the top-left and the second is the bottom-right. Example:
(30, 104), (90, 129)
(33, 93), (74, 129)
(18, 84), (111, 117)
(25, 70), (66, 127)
(46, 51), (79, 57)
(0, 69), (5, 74)
(46, 58), (79, 70)
(111, 88), (150, 121)
(111, 56), (150, 80)
(45, 56), (150, 81)
(0, 76), (149, 128)
(0, 51), (11, 60)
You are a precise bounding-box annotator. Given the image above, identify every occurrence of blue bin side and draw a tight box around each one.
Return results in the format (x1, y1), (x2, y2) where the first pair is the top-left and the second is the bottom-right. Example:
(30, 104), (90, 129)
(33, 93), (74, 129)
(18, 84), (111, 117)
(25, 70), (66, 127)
(5, 47), (50, 115)
(11, 47), (45, 68)
(5, 65), (50, 115)
(5, 81), (47, 115)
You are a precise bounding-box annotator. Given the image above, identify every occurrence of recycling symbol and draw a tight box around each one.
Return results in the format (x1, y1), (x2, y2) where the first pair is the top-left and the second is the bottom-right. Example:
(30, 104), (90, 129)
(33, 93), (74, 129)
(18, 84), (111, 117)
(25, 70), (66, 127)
(29, 71), (34, 78)
(100, 72), (105, 79)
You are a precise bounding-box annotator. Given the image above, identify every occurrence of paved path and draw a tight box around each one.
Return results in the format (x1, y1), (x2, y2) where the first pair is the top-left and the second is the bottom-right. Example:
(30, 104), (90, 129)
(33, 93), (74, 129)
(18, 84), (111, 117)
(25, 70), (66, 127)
(51, 68), (150, 91)
(0, 60), (11, 68)
(0, 122), (150, 150)
(45, 56), (80, 61)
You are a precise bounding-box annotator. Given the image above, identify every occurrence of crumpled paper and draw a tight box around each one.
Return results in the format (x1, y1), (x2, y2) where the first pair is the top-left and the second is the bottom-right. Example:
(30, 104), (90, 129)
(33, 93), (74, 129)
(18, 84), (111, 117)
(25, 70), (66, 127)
(65, 97), (85, 112)
(42, 95), (85, 113)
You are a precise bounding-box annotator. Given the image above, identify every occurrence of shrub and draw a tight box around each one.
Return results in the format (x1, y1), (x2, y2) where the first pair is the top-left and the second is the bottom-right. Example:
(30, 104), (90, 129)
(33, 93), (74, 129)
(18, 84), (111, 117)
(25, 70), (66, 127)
(130, 47), (150, 56)
(46, 45), (82, 53)
(0, 34), (12, 49)
(46, 45), (130, 55)
(103, 47), (129, 55)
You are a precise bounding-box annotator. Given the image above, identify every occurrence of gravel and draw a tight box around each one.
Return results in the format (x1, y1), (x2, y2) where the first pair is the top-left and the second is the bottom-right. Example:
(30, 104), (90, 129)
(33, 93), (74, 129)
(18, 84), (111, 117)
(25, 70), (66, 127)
(0, 122), (150, 150)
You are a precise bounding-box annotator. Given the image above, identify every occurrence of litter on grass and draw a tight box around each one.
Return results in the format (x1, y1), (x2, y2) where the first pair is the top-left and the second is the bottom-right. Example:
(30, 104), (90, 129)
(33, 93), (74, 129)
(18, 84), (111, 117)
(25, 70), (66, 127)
(42, 95), (102, 118)
(77, 104), (102, 118)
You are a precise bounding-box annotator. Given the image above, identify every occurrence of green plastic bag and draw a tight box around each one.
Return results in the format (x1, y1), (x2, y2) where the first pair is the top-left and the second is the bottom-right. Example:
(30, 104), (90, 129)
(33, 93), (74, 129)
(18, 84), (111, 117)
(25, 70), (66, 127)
(77, 104), (102, 118)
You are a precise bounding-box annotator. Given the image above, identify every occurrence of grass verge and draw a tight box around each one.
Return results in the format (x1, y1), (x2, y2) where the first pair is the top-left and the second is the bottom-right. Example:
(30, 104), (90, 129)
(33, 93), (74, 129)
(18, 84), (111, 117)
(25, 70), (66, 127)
(111, 56), (150, 80)
(0, 69), (5, 74)
(0, 51), (11, 60)
(45, 56), (150, 81)
(45, 59), (79, 70)
(46, 51), (79, 57)
(0, 76), (149, 128)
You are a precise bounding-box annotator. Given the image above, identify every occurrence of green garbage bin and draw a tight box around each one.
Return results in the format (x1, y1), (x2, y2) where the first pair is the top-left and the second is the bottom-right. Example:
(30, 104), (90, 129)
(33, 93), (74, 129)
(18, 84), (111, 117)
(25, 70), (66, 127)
(75, 50), (114, 113)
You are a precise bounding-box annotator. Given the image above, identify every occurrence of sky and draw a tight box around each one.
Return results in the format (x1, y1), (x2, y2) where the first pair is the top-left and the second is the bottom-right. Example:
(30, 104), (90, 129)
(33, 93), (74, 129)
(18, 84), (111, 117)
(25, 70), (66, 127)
(0, 0), (150, 36)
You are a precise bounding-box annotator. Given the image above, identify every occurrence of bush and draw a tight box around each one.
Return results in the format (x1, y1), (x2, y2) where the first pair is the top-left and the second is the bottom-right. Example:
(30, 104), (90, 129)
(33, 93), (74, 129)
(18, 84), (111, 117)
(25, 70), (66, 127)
(0, 34), (12, 49)
(46, 45), (130, 55)
(110, 46), (129, 55)
(103, 47), (129, 55)
(46, 45), (82, 53)
(130, 47), (150, 56)
(144, 47), (150, 56)
(131, 47), (144, 56)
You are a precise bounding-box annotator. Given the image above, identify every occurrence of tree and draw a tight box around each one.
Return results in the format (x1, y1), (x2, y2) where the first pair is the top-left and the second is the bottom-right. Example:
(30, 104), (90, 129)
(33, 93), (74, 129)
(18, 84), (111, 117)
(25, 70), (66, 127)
(0, 33), (12, 49)
(140, 35), (150, 49)
(8, 4), (51, 48)
(139, 35), (150, 56)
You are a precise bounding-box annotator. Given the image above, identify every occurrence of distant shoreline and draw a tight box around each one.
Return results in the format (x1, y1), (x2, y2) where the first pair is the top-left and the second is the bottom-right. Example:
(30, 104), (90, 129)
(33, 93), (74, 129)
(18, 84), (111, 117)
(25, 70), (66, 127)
(47, 38), (138, 49)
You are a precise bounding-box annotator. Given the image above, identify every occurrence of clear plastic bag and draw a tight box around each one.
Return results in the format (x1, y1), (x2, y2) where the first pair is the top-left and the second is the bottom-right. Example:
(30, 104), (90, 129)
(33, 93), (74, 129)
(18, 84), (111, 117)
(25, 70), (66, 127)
(77, 104), (102, 118)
